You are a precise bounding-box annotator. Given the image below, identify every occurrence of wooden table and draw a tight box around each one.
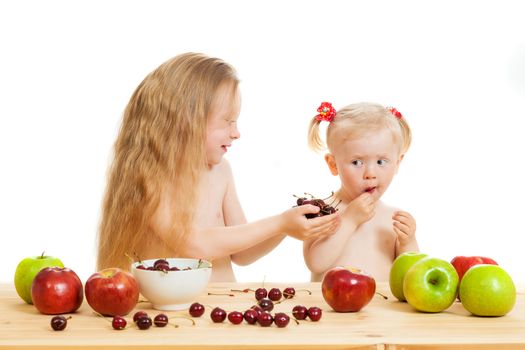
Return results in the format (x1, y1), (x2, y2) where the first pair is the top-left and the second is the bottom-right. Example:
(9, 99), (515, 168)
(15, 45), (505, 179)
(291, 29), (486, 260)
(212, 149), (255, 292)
(1, 282), (525, 349)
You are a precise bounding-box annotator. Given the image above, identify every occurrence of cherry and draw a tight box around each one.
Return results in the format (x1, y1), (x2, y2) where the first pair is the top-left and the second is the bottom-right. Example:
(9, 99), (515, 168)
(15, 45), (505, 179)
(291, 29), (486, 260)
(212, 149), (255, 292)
(210, 307), (227, 323)
(257, 311), (274, 327)
(307, 307), (322, 322)
(112, 316), (127, 330)
(153, 258), (169, 269)
(169, 266), (180, 271)
(136, 265), (146, 270)
(133, 311), (148, 323)
(50, 315), (69, 331)
(250, 305), (263, 317)
(258, 298), (274, 312)
(273, 312), (290, 328)
(243, 309), (259, 325)
(254, 287), (267, 301)
(292, 305), (308, 320)
(295, 192), (339, 218)
(189, 302), (205, 317)
(136, 316), (152, 330)
(268, 288), (282, 301)
(227, 311), (244, 325)
(154, 314), (169, 327)
(283, 287), (296, 299)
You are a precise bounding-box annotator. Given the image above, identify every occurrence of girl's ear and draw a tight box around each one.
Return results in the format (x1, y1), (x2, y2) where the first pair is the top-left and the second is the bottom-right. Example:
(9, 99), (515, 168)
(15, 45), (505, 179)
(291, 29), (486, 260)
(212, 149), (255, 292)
(324, 153), (338, 176)
(395, 153), (405, 174)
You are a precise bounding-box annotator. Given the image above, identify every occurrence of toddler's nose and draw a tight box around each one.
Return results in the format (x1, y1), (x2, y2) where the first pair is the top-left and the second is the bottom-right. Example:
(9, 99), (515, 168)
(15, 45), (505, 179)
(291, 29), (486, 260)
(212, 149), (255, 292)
(363, 165), (376, 179)
(231, 124), (240, 140)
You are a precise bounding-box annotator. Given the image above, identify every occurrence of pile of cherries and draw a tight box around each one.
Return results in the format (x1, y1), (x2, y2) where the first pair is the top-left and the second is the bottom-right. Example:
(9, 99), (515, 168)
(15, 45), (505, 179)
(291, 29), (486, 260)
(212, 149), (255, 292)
(294, 193), (340, 218)
(110, 311), (194, 330)
(189, 284), (322, 328)
(135, 258), (197, 272)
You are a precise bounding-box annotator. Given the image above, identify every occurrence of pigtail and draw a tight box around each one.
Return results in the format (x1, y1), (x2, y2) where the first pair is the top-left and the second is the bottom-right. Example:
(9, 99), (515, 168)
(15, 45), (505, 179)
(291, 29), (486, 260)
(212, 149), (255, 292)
(308, 116), (325, 151)
(397, 116), (412, 154)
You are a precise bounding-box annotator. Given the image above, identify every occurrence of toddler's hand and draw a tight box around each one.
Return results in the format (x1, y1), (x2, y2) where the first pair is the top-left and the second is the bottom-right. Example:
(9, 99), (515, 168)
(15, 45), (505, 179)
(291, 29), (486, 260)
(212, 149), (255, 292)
(393, 210), (417, 246)
(280, 205), (340, 241)
(343, 192), (375, 227)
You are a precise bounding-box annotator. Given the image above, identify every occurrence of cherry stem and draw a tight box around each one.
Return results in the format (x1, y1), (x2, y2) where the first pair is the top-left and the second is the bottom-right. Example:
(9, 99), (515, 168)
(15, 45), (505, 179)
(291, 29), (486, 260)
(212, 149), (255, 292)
(296, 289), (312, 295)
(94, 312), (111, 322)
(292, 317), (300, 325)
(230, 288), (253, 293)
(323, 191), (335, 201)
(207, 292), (235, 297)
(124, 252), (134, 264)
(375, 291), (388, 300)
(171, 315), (196, 326)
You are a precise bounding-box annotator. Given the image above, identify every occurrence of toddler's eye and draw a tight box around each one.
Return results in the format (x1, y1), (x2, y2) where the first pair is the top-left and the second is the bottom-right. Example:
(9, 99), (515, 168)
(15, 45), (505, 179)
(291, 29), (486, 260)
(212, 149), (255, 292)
(351, 160), (363, 167)
(377, 159), (389, 166)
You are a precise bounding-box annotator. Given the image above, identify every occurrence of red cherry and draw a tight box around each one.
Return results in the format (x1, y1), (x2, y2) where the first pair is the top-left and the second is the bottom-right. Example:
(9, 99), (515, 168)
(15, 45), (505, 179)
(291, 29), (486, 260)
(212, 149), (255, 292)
(307, 307), (322, 321)
(257, 311), (273, 327)
(189, 302), (205, 317)
(243, 309), (259, 325)
(268, 288), (282, 301)
(227, 311), (244, 325)
(283, 287), (296, 299)
(292, 305), (308, 320)
(273, 312), (290, 328)
(255, 288), (267, 301)
(258, 298), (274, 312)
(112, 315), (127, 330)
(133, 311), (148, 323)
(154, 314), (168, 327)
(210, 307), (227, 323)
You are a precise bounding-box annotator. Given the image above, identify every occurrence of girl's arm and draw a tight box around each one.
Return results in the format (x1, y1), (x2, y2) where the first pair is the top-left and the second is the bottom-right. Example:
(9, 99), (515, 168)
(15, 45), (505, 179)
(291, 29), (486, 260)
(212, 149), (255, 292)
(304, 192), (375, 274)
(303, 217), (358, 274)
(222, 164), (286, 266)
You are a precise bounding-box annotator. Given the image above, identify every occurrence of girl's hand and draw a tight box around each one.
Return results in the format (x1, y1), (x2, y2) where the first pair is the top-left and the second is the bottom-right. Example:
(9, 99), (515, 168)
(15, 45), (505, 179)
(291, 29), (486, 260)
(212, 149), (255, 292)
(393, 210), (417, 247)
(343, 192), (375, 227)
(280, 205), (340, 241)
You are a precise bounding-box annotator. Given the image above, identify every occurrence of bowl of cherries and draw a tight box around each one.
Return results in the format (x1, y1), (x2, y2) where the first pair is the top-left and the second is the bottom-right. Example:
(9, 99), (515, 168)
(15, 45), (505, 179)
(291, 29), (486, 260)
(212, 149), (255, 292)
(131, 258), (212, 311)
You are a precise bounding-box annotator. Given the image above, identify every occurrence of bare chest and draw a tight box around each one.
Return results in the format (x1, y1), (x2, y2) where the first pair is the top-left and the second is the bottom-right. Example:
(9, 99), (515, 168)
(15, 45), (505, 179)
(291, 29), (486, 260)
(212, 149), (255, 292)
(193, 173), (227, 228)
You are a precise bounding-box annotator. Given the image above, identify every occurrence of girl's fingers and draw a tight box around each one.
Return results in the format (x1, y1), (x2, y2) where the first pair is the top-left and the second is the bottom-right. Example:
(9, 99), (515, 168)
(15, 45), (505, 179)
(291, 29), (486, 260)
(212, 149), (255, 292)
(393, 221), (410, 235)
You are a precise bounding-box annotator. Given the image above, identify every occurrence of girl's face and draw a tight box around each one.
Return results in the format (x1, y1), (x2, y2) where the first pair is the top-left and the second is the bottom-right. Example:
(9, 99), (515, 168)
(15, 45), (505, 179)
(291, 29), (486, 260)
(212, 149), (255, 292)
(205, 83), (241, 166)
(325, 128), (402, 203)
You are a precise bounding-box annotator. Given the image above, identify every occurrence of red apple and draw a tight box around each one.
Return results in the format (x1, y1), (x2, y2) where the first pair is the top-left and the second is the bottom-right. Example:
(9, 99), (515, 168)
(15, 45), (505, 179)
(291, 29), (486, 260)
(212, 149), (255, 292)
(321, 266), (376, 312)
(85, 268), (139, 316)
(31, 267), (84, 315)
(451, 256), (498, 281)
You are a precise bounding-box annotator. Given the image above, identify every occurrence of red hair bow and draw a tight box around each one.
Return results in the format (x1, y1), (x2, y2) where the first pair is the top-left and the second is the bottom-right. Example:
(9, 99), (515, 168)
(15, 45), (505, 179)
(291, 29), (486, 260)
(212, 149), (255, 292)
(315, 102), (336, 122)
(386, 106), (403, 119)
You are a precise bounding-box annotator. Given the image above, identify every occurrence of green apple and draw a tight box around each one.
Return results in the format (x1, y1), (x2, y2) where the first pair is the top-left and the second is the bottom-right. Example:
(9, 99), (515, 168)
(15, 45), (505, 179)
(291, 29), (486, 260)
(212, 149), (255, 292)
(14, 253), (64, 304)
(403, 257), (459, 313)
(389, 252), (428, 301)
(459, 264), (516, 316)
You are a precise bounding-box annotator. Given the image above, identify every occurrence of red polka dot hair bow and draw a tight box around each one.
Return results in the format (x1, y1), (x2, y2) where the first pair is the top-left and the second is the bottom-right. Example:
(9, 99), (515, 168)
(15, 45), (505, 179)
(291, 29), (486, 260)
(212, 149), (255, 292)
(386, 106), (403, 119)
(315, 102), (337, 122)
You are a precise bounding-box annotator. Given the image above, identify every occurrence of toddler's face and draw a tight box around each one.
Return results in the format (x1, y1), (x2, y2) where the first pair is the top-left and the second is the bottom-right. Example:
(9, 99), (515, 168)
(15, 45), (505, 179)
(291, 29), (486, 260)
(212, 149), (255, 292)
(205, 83), (241, 166)
(325, 128), (402, 203)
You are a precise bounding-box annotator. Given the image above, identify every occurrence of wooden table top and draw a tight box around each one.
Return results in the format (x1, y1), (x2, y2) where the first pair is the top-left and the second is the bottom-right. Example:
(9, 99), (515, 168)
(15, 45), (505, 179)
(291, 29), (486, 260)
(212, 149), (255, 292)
(1, 282), (524, 349)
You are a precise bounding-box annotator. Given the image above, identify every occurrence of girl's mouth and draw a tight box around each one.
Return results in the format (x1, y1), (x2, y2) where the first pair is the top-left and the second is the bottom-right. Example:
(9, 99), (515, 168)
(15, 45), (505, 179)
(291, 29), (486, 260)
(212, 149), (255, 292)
(221, 145), (230, 152)
(364, 186), (377, 193)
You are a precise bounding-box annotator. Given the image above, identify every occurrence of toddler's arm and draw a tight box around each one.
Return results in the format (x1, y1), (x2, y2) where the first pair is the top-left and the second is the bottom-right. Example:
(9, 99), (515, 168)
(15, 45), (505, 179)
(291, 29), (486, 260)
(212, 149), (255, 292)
(393, 210), (419, 255)
(303, 192), (375, 274)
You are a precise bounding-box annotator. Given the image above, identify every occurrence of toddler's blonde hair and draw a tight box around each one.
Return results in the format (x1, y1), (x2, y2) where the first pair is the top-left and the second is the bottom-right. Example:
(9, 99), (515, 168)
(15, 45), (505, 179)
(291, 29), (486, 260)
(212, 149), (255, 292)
(97, 53), (239, 271)
(308, 102), (412, 155)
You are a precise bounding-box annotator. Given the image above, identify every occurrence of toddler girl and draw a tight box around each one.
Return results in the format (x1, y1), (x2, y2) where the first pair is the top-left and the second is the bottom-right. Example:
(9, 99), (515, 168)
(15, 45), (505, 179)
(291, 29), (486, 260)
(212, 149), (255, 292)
(97, 53), (340, 281)
(304, 102), (419, 281)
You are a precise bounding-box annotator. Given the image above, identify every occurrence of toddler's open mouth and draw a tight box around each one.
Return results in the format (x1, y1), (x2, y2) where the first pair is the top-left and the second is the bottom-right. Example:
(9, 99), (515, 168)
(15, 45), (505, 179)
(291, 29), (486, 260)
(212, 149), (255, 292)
(364, 186), (377, 193)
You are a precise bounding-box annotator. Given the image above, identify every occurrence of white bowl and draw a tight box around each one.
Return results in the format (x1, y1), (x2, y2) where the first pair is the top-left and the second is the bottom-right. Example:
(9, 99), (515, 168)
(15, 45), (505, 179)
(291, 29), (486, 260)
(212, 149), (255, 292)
(131, 258), (212, 311)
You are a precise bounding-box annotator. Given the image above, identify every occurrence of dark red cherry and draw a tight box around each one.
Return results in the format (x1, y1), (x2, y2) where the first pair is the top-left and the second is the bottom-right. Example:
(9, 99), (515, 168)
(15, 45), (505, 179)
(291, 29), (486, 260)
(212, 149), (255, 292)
(250, 305), (263, 317)
(292, 305), (308, 320)
(50, 315), (68, 331)
(268, 288), (282, 301)
(154, 314), (168, 327)
(254, 287), (267, 301)
(133, 311), (148, 323)
(189, 302), (205, 317)
(258, 298), (274, 312)
(273, 312), (290, 328)
(283, 287), (296, 299)
(153, 259), (169, 269)
(227, 311), (244, 325)
(136, 316), (152, 330)
(257, 311), (273, 327)
(112, 315), (127, 330)
(307, 307), (322, 321)
(243, 309), (258, 325)
(210, 307), (227, 323)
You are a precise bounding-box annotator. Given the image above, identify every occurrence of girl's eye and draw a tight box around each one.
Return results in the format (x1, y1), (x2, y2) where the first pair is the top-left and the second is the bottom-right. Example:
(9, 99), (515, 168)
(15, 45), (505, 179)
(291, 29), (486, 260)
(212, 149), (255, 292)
(351, 160), (363, 167)
(377, 159), (388, 166)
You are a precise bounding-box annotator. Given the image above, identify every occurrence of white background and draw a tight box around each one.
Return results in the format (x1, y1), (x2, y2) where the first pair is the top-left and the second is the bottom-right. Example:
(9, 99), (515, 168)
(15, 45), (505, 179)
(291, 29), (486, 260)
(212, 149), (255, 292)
(1, 0), (524, 285)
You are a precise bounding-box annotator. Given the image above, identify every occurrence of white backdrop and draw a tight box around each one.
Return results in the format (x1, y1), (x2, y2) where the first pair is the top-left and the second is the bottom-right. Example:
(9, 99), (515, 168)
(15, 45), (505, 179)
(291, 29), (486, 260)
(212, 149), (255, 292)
(1, 0), (525, 285)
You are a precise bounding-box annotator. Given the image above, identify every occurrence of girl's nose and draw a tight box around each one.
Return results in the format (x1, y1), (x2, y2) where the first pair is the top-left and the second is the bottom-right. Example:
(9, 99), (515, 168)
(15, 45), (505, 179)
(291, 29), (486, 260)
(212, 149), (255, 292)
(363, 165), (376, 179)
(231, 124), (240, 140)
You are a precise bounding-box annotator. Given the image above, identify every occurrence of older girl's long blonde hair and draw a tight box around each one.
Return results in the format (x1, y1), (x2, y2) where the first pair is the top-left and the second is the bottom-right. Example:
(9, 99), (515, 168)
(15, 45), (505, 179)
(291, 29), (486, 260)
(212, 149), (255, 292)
(97, 53), (239, 271)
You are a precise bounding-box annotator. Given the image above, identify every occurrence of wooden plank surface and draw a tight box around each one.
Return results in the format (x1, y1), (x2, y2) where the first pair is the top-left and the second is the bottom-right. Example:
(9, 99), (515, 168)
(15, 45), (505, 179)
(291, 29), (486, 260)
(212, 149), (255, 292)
(0, 282), (524, 349)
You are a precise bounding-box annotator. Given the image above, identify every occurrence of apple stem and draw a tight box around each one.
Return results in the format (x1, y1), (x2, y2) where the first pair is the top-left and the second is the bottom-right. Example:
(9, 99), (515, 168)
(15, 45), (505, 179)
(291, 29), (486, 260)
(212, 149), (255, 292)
(375, 292), (388, 300)
(207, 292), (235, 297)
(40, 251), (46, 259)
